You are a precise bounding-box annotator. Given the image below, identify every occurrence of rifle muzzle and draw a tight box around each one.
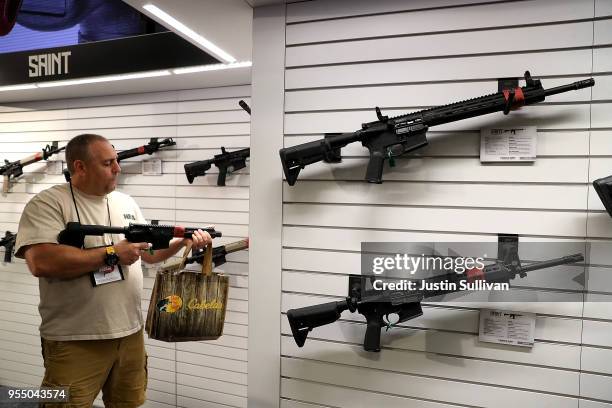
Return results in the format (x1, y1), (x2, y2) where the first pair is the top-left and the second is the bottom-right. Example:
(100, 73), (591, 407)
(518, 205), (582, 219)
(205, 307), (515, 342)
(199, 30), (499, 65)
(544, 78), (595, 97)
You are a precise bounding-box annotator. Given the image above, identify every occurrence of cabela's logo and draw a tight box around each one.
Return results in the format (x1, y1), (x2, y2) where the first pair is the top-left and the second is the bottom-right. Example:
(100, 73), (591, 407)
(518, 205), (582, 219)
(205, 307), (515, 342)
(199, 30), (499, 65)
(156, 296), (223, 313)
(187, 299), (223, 310)
(156, 295), (183, 313)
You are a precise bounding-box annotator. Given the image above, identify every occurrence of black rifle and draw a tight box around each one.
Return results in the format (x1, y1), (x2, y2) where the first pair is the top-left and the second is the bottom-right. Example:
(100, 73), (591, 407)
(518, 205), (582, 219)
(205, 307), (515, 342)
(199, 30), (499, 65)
(0, 231), (16, 263)
(184, 147), (250, 186)
(183, 238), (249, 267)
(63, 137), (176, 181)
(279, 71), (595, 185)
(287, 253), (584, 352)
(183, 101), (251, 187)
(1, 141), (65, 193)
(594, 175), (612, 217)
(57, 222), (221, 250)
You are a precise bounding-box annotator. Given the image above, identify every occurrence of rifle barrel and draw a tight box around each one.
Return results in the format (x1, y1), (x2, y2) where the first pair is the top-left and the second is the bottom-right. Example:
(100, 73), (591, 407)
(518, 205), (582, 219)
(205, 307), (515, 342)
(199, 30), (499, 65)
(185, 238), (249, 265)
(239, 100), (251, 115)
(519, 253), (584, 273)
(224, 238), (249, 253)
(544, 79), (595, 97)
(117, 138), (176, 161)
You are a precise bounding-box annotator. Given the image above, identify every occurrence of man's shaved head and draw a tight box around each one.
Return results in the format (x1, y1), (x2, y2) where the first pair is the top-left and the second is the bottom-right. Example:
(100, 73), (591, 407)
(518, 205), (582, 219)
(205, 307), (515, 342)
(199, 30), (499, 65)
(65, 134), (108, 174)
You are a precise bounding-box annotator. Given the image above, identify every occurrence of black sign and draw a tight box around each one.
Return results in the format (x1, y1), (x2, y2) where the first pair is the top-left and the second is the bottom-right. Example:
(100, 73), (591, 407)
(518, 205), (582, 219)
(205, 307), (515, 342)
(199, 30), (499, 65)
(0, 31), (220, 86)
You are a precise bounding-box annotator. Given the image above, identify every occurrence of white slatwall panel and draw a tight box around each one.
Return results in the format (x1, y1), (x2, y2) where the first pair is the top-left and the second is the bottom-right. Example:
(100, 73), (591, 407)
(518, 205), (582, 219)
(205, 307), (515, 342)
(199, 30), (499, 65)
(0, 85), (250, 408)
(281, 0), (612, 407)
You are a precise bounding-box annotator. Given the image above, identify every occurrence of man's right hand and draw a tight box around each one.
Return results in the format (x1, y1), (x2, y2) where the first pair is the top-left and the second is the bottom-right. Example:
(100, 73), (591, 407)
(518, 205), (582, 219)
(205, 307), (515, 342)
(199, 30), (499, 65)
(113, 240), (150, 265)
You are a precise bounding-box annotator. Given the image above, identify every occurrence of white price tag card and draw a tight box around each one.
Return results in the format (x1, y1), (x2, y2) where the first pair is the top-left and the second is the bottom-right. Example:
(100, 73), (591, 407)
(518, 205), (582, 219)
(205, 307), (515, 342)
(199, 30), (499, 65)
(479, 309), (535, 348)
(142, 159), (162, 176)
(480, 126), (537, 162)
(45, 160), (64, 175)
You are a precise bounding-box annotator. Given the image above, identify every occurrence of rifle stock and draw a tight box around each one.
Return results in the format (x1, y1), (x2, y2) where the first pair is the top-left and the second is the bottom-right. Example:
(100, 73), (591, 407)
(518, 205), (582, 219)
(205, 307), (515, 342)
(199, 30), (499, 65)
(287, 299), (353, 347)
(594, 175), (612, 217)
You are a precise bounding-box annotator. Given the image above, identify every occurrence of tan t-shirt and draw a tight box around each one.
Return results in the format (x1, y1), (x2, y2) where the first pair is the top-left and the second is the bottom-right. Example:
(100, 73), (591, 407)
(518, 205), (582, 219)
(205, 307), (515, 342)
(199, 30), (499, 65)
(15, 183), (146, 341)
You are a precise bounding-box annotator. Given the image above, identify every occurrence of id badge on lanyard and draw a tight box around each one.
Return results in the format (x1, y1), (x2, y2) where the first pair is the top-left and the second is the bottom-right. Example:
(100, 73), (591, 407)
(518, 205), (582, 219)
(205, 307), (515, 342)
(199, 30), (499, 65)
(91, 264), (124, 287)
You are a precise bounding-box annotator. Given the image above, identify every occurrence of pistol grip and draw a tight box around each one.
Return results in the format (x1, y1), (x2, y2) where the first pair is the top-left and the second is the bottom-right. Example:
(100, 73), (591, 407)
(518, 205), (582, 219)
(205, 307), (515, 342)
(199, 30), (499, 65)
(363, 317), (382, 352)
(217, 168), (227, 186)
(365, 150), (385, 184)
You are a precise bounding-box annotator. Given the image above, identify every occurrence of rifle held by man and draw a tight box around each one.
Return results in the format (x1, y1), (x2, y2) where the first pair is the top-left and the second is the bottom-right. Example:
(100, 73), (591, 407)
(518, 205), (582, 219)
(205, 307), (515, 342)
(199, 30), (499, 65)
(1, 141), (65, 192)
(279, 71), (595, 185)
(0, 231), (16, 263)
(58, 222), (221, 250)
(287, 253), (584, 352)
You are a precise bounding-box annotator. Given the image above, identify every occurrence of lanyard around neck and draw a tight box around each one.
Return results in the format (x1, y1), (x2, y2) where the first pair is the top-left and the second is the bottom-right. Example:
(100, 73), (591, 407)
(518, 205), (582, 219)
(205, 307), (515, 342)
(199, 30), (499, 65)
(69, 182), (114, 245)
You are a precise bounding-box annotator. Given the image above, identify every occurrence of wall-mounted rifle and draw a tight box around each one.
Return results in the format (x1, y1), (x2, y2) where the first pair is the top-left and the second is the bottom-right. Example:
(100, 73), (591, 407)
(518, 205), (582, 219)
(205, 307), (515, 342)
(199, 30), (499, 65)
(1, 141), (65, 192)
(63, 137), (176, 181)
(279, 71), (595, 185)
(183, 101), (251, 186)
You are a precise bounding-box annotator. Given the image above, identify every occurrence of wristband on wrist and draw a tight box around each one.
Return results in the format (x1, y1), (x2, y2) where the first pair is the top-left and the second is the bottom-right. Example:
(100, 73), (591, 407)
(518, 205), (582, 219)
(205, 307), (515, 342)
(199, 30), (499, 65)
(104, 246), (119, 266)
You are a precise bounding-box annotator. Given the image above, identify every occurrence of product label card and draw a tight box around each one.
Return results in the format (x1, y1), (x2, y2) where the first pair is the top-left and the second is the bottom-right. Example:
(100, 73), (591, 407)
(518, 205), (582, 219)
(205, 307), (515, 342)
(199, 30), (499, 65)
(480, 126), (537, 162)
(479, 309), (535, 347)
(142, 159), (162, 176)
(45, 160), (64, 175)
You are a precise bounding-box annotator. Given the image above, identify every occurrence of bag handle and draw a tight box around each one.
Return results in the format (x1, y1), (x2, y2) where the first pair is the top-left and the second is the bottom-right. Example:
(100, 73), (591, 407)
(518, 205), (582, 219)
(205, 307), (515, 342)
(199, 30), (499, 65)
(201, 242), (213, 276)
(179, 241), (193, 270)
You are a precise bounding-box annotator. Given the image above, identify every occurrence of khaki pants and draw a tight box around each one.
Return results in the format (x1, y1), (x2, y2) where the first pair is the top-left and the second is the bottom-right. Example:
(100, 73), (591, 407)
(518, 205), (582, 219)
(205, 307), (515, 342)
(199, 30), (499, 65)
(40, 329), (147, 408)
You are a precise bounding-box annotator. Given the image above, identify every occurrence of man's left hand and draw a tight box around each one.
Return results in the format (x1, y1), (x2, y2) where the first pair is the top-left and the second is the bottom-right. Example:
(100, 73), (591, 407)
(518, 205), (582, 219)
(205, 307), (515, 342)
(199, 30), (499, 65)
(185, 229), (213, 250)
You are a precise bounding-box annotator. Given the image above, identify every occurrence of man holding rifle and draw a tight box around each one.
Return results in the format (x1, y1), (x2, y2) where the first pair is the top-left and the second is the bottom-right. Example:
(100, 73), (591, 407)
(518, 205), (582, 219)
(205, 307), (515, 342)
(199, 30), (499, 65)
(14, 134), (213, 408)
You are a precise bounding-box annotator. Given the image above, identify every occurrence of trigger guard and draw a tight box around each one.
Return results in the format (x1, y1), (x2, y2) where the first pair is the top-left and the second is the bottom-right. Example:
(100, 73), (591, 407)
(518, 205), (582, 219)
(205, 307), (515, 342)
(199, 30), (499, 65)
(388, 144), (406, 157)
(383, 313), (400, 326)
